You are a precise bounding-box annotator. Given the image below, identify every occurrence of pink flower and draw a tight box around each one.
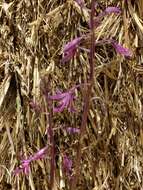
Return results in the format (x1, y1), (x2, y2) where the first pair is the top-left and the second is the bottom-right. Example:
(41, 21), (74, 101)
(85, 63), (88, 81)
(66, 127), (80, 134)
(62, 37), (82, 63)
(49, 87), (77, 113)
(104, 7), (121, 14)
(99, 6), (121, 17)
(88, 6), (121, 28)
(14, 146), (48, 175)
(14, 160), (30, 175)
(63, 155), (72, 176)
(80, 38), (132, 58)
(97, 39), (132, 57)
(111, 41), (132, 57)
(30, 146), (48, 161)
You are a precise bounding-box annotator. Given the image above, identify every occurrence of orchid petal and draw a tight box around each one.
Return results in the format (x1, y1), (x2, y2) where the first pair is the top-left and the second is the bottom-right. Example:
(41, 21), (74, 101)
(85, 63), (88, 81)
(66, 127), (80, 134)
(50, 88), (77, 113)
(31, 146), (48, 161)
(14, 146), (48, 176)
(64, 37), (82, 53)
(105, 7), (121, 14)
(112, 41), (132, 57)
(63, 155), (72, 175)
(62, 37), (82, 62)
(49, 92), (67, 100)
(62, 49), (76, 63)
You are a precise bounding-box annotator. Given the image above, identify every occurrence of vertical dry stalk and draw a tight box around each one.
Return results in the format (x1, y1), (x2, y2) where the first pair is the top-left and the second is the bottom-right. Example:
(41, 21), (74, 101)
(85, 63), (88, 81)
(47, 104), (55, 189)
(41, 77), (55, 189)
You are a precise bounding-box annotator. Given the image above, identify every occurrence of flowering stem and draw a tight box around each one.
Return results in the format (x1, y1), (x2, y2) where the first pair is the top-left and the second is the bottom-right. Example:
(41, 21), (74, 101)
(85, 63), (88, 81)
(41, 77), (55, 189)
(71, 0), (95, 189)
(47, 100), (55, 189)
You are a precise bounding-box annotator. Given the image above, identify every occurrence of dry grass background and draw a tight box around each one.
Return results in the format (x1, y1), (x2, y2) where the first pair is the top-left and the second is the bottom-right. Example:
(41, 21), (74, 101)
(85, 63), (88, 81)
(0, 0), (143, 189)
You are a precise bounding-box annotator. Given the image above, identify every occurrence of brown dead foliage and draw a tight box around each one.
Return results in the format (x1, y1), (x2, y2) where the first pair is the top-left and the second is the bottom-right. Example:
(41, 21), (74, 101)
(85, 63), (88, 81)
(0, 0), (143, 189)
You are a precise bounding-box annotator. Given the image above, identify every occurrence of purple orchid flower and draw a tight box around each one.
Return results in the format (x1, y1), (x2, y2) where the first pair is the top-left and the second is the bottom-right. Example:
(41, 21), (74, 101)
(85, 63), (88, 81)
(66, 127), (80, 134)
(14, 146), (48, 175)
(99, 6), (121, 17)
(49, 87), (78, 113)
(63, 155), (72, 176)
(111, 41), (132, 57)
(95, 39), (132, 57)
(14, 160), (30, 175)
(88, 6), (121, 28)
(104, 7), (121, 14)
(30, 146), (48, 161)
(62, 37), (82, 63)
(80, 39), (132, 58)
